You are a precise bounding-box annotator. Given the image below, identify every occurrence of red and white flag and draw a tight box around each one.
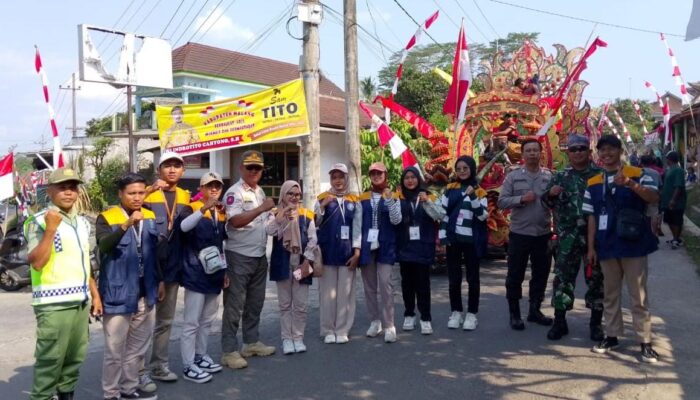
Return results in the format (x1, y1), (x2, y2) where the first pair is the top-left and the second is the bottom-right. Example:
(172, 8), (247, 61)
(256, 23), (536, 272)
(443, 21), (471, 130)
(401, 149), (420, 171)
(660, 33), (692, 105)
(35, 47), (64, 169)
(537, 37), (607, 136)
(0, 153), (14, 202)
(358, 101), (407, 158)
(611, 107), (632, 143)
(632, 100), (649, 136)
(596, 101), (611, 137)
(391, 10), (439, 99)
(644, 81), (671, 145)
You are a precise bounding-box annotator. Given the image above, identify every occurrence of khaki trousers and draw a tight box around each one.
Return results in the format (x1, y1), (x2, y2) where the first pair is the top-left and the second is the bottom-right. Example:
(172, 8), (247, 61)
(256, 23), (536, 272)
(149, 281), (179, 370)
(319, 266), (357, 337)
(360, 253), (395, 329)
(600, 256), (652, 343)
(103, 298), (155, 398)
(276, 274), (310, 341)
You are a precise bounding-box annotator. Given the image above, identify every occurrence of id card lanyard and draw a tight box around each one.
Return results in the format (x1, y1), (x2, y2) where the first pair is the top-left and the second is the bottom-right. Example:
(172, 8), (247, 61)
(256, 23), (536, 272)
(121, 207), (144, 277)
(409, 197), (421, 240)
(160, 189), (177, 231)
(337, 196), (350, 240)
(367, 194), (381, 243)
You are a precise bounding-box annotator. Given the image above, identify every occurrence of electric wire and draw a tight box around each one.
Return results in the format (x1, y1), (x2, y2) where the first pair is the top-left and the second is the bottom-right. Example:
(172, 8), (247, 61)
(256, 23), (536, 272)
(186, 0), (226, 44)
(489, 0), (684, 38)
(472, 0), (501, 39)
(195, 0), (239, 42)
(172, 0), (212, 47)
(160, 0), (186, 37)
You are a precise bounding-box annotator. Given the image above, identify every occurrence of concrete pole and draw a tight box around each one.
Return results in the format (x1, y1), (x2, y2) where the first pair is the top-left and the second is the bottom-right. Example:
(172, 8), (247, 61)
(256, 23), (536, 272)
(344, 0), (362, 193)
(301, 0), (321, 208)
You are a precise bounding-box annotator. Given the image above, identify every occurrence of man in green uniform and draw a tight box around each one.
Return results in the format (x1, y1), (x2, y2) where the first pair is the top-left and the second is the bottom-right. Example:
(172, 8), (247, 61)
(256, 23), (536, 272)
(542, 134), (604, 341)
(24, 168), (102, 400)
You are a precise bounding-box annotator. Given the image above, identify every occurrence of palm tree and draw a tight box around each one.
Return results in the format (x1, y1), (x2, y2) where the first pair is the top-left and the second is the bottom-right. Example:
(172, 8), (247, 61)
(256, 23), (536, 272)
(360, 76), (377, 102)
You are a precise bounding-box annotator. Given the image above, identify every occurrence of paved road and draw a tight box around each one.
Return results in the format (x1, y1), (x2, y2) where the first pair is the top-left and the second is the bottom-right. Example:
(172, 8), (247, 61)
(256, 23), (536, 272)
(1, 235), (699, 399)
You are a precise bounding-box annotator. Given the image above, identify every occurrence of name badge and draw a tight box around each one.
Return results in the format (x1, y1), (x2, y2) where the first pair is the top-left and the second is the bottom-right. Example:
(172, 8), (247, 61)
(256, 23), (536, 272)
(366, 228), (379, 242)
(340, 225), (350, 240)
(456, 210), (465, 226)
(598, 215), (608, 231)
(409, 226), (421, 240)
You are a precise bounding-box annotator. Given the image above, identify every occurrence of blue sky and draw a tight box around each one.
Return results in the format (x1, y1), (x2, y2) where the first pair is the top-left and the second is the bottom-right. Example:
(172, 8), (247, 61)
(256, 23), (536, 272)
(1, 0), (697, 153)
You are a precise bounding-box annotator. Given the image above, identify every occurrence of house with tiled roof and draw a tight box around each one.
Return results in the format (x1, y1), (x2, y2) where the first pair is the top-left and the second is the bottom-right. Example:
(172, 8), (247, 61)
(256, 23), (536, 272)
(132, 42), (376, 195)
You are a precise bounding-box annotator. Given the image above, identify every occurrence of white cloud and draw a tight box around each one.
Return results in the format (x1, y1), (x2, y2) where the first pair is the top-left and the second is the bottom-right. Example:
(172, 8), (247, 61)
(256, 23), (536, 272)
(194, 7), (255, 43)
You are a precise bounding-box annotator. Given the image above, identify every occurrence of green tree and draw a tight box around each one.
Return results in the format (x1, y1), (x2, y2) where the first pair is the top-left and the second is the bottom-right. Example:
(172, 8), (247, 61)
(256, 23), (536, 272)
(359, 119), (431, 191)
(85, 116), (112, 137)
(360, 76), (377, 102)
(596, 99), (654, 143)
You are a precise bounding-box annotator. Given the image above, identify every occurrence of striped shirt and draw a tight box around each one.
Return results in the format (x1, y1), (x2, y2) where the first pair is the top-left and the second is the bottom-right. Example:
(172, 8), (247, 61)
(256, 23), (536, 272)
(439, 188), (488, 242)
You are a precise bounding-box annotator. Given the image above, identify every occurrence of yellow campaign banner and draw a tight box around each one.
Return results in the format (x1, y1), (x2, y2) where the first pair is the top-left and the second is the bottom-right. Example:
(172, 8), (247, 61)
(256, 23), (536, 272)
(156, 79), (310, 155)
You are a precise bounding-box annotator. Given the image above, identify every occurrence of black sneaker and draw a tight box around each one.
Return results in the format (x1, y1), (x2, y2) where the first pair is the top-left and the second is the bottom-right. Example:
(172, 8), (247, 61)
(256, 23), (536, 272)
(592, 336), (619, 354)
(121, 389), (158, 399)
(641, 343), (659, 363)
(195, 354), (223, 373)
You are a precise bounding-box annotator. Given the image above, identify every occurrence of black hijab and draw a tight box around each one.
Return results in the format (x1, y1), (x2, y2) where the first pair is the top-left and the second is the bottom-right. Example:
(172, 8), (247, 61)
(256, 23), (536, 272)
(454, 155), (478, 187)
(400, 166), (426, 202)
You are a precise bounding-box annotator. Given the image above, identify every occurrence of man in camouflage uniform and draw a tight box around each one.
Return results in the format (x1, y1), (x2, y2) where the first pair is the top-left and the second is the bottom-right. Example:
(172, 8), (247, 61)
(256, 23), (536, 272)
(542, 134), (604, 341)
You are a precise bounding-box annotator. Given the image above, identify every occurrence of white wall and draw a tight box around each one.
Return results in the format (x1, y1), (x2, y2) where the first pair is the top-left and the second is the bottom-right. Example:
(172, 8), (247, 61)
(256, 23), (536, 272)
(319, 130), (347, 192)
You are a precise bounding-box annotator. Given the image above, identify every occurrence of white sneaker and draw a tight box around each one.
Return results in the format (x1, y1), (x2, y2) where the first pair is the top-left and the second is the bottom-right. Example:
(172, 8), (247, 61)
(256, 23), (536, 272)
(420, 320), (433, 335)
(336, 335), (349, 344)
(138, 373), (157, 393)
(282, 339), (295, 355)
(447, 311), (464, 329)
(403, 316), (416, 331)
(462, 313), (478, 331)
(293, 340), (307, 353)
(182, 364), (212, 384)
(366, 320), (383, 337)
(324, 334), (336, 344)
(384, 327), (397, 343)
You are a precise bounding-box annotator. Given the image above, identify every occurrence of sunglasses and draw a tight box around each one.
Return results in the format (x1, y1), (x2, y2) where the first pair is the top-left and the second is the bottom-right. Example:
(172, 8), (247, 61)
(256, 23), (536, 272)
(568, 146), (589, 153)
(245, 165), (263, 171)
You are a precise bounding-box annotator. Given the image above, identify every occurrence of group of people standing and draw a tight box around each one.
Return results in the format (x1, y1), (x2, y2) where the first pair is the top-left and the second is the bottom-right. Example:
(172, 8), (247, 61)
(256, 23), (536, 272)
(26, 132), (669, 399)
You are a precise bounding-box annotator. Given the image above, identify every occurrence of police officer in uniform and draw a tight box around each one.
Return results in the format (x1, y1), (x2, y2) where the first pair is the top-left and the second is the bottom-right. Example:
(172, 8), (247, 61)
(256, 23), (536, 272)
(25, 168), (102, 400)
(542, 134), (604, 341)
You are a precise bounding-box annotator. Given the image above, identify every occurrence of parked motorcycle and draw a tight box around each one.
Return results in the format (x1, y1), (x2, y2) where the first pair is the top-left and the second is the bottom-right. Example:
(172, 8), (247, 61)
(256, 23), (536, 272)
(0, 229), (31, 292)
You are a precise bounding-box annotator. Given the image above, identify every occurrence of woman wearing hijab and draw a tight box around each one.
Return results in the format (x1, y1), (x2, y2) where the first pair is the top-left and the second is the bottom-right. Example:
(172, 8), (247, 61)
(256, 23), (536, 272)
(314, 163), (363, 344)
(266, 180), (318, 355)
(439, 156), (489, 331)
(358, 162), (402, 343)
(396, 167), (445, 335)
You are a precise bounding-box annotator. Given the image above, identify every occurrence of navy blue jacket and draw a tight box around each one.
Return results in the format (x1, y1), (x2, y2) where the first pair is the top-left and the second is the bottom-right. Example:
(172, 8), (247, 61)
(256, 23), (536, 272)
(181, 201), (227, 295)
(143, 187), (191, 283)
(270, 208), (314, 285)
(316, 193), (360, 266)
(396, 196), (438, 265)
(98, 207), (160, 315)
(359, 192), (398, 266)
(584, 166), (658, 260)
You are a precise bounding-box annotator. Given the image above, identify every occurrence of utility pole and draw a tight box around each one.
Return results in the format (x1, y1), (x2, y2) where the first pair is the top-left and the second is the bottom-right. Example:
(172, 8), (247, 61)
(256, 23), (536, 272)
(127, 85), (136, 172)
(59, 72), (82, 138)
(344, 0), (361, 193)
(300, 0), (321, 208)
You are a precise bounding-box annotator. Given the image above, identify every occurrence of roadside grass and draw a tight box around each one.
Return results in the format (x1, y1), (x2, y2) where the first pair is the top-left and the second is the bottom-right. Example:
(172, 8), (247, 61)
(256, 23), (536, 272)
(682, 184), (700, 275)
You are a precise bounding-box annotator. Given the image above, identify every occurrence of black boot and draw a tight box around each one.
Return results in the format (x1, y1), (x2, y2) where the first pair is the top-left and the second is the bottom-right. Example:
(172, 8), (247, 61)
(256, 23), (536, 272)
(527, 301), (553, 326)
(508, 299), (525, 330)
(589, 308), (604, 341)
(547, 309), (569, 340)
(57, 392), (74, 400)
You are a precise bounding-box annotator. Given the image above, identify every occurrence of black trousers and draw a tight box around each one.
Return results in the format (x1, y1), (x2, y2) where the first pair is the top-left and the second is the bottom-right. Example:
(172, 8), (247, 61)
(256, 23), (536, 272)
(399, 262), (431, 321)
(446, 242), (481, 313)
(505, 232), (552, 303)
